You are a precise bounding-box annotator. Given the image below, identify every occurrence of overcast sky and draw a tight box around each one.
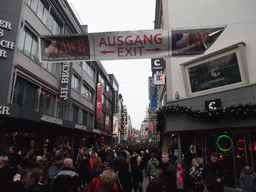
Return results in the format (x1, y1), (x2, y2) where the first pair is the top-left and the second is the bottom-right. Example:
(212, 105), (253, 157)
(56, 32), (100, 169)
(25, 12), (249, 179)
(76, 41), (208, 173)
(67, 0), (156, 130)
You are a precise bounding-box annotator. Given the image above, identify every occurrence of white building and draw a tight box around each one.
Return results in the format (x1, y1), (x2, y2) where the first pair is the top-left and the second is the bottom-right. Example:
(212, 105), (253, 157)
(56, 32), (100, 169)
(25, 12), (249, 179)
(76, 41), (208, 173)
(155, 0), (256, 190)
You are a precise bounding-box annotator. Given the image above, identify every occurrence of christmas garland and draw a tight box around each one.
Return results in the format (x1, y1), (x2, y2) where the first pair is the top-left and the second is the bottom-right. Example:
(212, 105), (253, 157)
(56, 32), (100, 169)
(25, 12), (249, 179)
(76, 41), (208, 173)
(156, 102), (256, 131)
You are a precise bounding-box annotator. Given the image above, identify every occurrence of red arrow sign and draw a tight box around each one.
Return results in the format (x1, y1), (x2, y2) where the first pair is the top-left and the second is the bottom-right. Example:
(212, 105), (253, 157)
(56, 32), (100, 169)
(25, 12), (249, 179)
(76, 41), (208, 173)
(101, 50), (115, 55)
(146, 48), (162, 52)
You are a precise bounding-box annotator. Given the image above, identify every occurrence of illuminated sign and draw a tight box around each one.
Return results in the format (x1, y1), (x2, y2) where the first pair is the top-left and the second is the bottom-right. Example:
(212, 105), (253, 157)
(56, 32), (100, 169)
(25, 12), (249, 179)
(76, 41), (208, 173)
(217, 135), (233, 151)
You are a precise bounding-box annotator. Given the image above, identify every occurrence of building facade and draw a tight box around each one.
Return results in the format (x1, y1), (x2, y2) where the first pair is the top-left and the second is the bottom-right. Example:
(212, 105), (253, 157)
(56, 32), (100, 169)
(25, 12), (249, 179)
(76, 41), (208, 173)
(0, 0), (115, 156)
(155, 0), (256, 189)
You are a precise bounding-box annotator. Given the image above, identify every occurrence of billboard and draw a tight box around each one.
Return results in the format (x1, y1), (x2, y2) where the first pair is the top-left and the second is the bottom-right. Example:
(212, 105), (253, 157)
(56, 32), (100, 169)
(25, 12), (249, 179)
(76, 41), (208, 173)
(39, 26), (225, 62)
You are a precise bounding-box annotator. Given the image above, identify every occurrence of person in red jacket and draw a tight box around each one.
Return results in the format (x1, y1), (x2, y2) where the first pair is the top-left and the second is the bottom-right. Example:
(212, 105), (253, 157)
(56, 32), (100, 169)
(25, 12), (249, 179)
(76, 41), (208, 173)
(89, 152), (97, 168)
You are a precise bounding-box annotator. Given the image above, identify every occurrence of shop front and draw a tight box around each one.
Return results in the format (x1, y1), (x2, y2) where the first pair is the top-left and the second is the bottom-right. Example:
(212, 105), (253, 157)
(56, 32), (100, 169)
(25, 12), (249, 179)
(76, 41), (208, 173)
(165, 128), (256, 189)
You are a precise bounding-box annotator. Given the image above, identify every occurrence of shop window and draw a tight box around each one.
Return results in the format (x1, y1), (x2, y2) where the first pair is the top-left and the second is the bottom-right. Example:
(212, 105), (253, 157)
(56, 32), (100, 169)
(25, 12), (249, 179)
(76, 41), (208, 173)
(26, 0), (61, 35)
(81, 62), (96, 81)
(19, 27), (38, 61)
(73, 106), (79, 123)
(181, 42), (248, 97)
(13, 78), (26, 107)
(82, 110), (87, 126)
(71, 73), (80, 92)
(81, 82), (94, 103)
(42, 62), (58, 76)
(37, 88), (55, 116)
(13, 77), (38, 109)
(58, 105), (73, 121)
(88, 113), (93, 127)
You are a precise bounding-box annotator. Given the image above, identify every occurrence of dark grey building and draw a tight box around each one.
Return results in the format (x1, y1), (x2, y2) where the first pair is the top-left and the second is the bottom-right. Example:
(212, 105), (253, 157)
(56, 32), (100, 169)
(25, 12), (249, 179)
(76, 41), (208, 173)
(0, 0), (115, 155)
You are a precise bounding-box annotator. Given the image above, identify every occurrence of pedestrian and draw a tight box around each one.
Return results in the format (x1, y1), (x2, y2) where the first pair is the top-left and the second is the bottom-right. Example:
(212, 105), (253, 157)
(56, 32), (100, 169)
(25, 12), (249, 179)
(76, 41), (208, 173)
(12, 157), (31, 192)
(146, 152), (159, 181)
(175, 160), (190, 192)
(239, 163), (256, 192)
(158, 152), (176, 192)
(88, 156), (104, 183)
(131, 150), (143, 192)
(115, 159), (133, 192)
(0, 156), (16, 190)
(8, 146), (21, 172)
(24, 168), (46, 192)
(203, 152), (227, 192)
(146, 177), (165, 192)
(86, 169), (119, 192)
(143, 149), (151, 170)
(51, 158), (80, 192)
(35, 156), (44, 171)
(89, 151), (97, 168)
(189, 158), (204, 192)
(43, 153), (65, 191)
(77, 153), (90, 187)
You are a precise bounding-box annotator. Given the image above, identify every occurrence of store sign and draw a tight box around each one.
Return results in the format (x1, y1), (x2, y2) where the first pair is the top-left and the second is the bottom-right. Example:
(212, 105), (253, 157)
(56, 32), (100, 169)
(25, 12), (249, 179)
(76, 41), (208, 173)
(41, 114), (63, 125)
(0, 106), (10, 115)
(113, 115), (118, 137)
(59, 62), (72, 106)
(93, 128), (101, 134)
(154, 74), (165, 85)
(0, 19), (15, 58)
(114, 91), (118, 113)
(151, 58), (165, 72)
(75, 124), (87, 131)
(149, 77), (157, 108)
(39, 26), (225, 62)
(97, 83), (102, 119)
(205, 99), (221, 111)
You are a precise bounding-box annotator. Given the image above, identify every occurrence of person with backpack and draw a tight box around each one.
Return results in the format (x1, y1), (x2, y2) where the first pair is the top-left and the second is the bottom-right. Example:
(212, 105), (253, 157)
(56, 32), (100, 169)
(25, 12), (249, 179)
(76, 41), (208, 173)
(43, 154), (64, 191)
(146, 153), (159, 182)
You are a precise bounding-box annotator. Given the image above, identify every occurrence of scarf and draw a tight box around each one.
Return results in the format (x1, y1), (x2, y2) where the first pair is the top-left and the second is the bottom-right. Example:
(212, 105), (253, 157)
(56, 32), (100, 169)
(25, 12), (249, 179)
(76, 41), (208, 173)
(176, 167), (183, 184)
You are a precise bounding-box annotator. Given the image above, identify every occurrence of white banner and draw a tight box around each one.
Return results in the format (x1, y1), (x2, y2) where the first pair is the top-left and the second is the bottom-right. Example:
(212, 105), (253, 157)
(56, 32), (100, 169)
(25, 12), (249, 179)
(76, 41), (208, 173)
(39, 26), (225, 62)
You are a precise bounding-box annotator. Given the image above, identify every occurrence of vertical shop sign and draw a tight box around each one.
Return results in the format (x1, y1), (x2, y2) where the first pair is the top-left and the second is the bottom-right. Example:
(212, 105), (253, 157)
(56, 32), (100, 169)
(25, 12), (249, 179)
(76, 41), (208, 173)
(97, 83), (102, 119)
(113, 115), (118, 137)
(58, 62), (72, 106)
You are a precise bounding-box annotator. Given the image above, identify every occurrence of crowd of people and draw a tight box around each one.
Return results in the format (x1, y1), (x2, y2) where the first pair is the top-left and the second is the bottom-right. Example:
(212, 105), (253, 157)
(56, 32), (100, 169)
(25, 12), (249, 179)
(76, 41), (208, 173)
(0, 143), (255, 192)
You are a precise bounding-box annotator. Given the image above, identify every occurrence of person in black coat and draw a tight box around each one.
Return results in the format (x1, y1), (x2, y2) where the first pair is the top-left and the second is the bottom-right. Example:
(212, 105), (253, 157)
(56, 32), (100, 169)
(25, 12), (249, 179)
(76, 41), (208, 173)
(189, 159), (204, 192)
(8, 146), (21, 172)
(77, 153), (90, 186)
(131, 150), (143, 192)
(158, 152), (176, 192)
(203, 153), (227, 192)
(0, 156), (16, 191)
(116, 160), (132, 192)
(51, 158), (80, 192)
